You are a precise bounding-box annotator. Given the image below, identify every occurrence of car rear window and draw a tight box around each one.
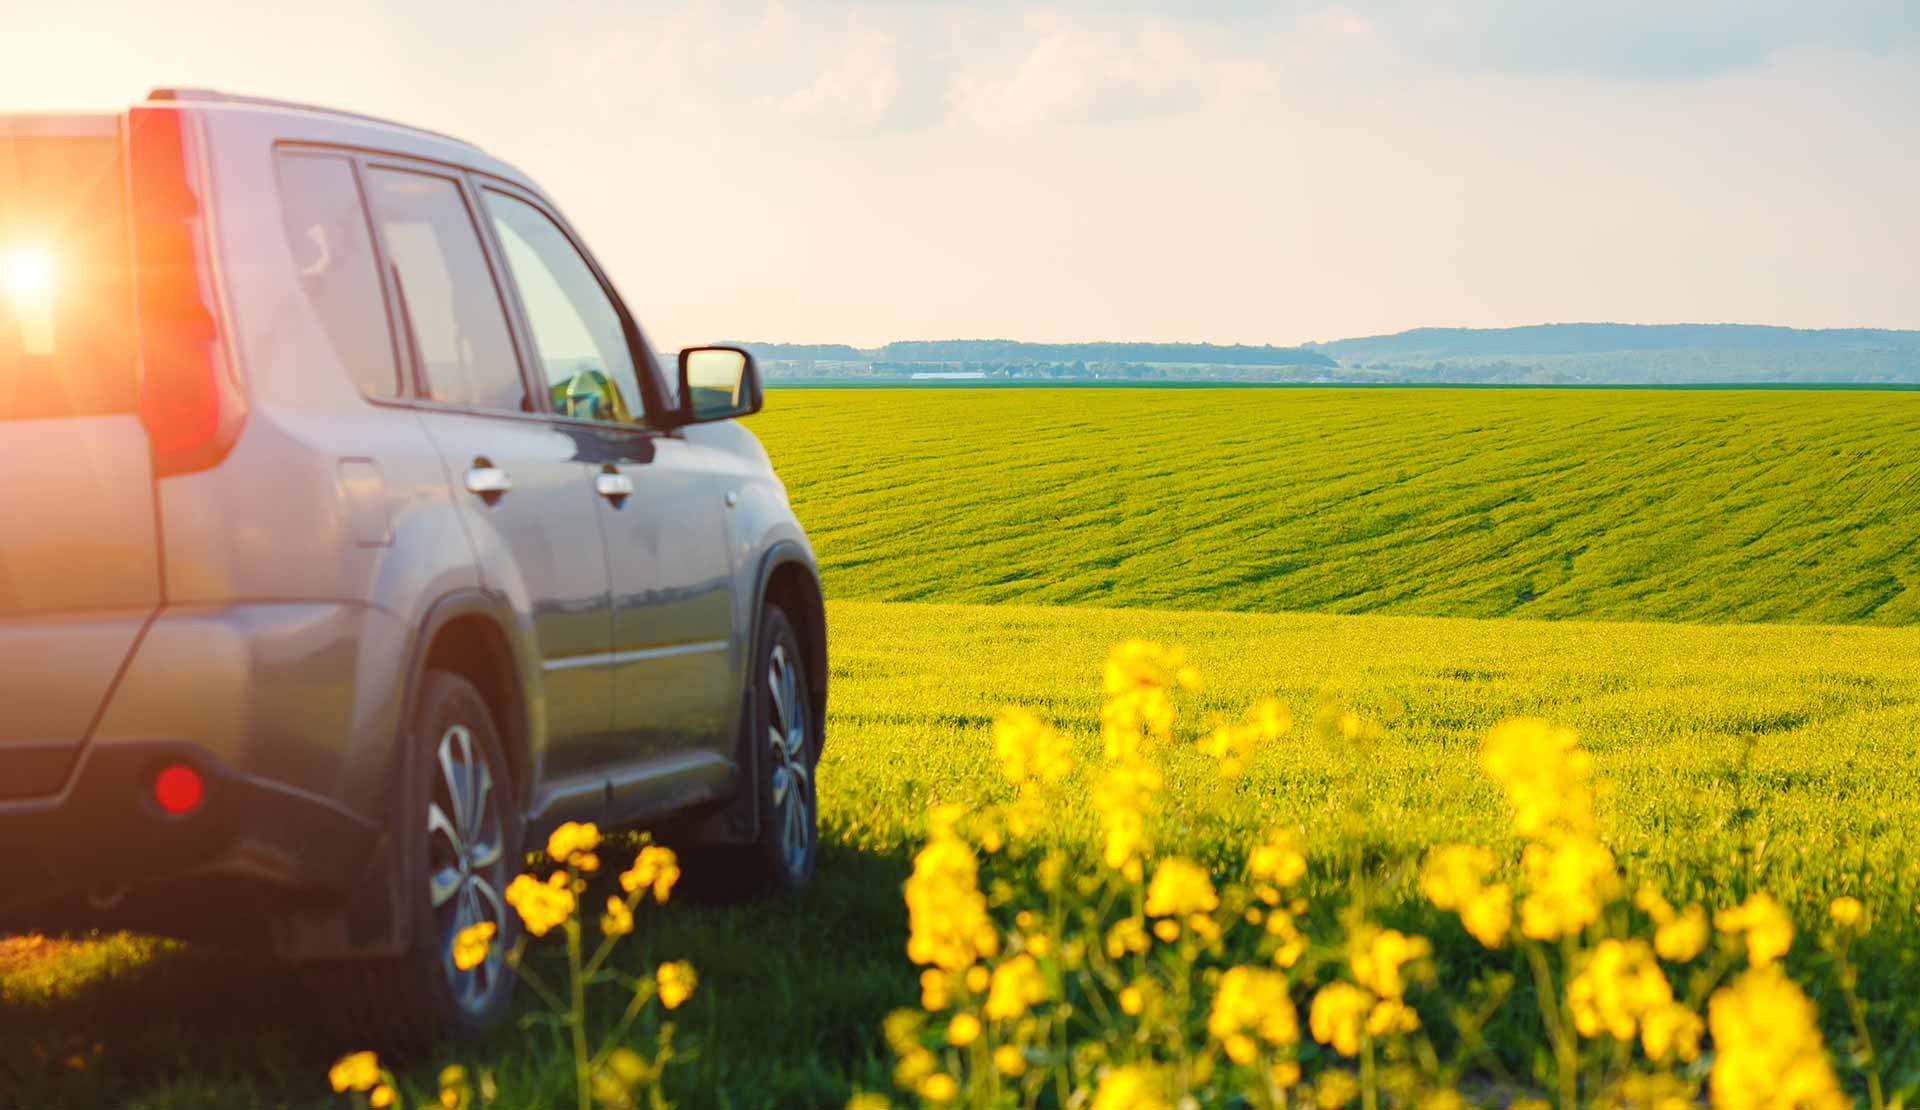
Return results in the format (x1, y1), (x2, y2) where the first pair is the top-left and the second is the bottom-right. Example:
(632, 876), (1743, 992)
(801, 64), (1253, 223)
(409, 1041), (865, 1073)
(0, 129), (138, 421)
(274, 151), (399, 397)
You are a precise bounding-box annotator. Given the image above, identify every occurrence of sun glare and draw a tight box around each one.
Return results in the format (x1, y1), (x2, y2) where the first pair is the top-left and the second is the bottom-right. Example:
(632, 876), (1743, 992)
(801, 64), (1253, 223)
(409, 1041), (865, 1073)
(2, 245), (53, 302)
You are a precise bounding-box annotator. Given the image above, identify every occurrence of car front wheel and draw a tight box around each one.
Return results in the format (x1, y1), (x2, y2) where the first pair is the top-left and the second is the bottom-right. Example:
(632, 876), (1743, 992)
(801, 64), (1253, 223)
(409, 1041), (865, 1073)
(757, 607), (819, 888)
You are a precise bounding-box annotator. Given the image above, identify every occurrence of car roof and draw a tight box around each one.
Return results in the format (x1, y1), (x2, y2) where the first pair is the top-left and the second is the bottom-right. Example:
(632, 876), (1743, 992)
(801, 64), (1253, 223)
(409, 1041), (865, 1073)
(140, 88), (543, 194)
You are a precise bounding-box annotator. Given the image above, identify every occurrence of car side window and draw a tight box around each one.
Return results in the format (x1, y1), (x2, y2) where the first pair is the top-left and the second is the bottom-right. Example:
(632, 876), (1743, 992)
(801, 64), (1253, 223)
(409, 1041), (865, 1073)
(363, 167), (526, 412)
(273, 152), (398, 398)
(482, 190), (645, 424)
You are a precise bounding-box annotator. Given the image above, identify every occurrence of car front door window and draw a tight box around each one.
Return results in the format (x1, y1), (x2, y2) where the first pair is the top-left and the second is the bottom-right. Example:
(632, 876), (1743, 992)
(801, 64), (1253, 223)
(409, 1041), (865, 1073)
(482, 190), (644, 424)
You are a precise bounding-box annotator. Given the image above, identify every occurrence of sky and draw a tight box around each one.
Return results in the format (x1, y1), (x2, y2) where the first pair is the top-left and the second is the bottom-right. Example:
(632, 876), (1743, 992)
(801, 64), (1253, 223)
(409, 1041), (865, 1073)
(5, 1), (1918, 349)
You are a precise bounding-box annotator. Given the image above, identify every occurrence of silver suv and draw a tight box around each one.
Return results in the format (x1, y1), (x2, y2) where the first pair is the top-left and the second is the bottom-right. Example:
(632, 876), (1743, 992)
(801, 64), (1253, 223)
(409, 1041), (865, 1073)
(0, 90), (826, 1035)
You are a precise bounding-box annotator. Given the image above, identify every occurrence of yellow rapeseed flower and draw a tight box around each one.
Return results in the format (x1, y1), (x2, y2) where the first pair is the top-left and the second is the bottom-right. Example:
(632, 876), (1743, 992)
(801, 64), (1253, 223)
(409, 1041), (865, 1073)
(1208, 966), (1299, 1060)
(1828, 896), (1864, 929)
(845, 1094), (892, 1110)
(438, 1065), (472, 1109)
(1144, 857), (1219, 918)
(451, 920), (495, 971)
(1350, 928), (1430, 1000)
(1708, 964), (1848, 1110)
(918, 968), (951, 1011)
(600, 894), (633, 938)
(1091, 1064), (1171, 1110)
(504, 871), (576, 937)
(993, 708), (1074, 785)
(984, 954), (1046, 1020)
(1518, 836), (1617, 940)
(1418, 844), (1496, 911)
(1567, 939), (1674, 1042)
(328, 1051), (380, 1093)
(945, 1012), (981, 1046)
(1716, 893), (1794, 968)
(1092, 757), (1160, 872)
(1655, 905), (1708, 961)
(619, 844), (681, 904)
(1105, 917), (1150, 959)
(1419, 845), (1512, 948)
(1249, 829), (1307, 887)
(1100, 641), (1195, 757)
(993, 1045), (1027, 1077)
(919, 1073), (958, 1102)
(1480, 718), (1595, 838)
(1636, 883), (1710, 961)
(904, 828), (1000, 971)
(1309, 982), (1371, 1056)
(1119, 984), (1145, 1014)
(656, 960), (697, 1009)
(546, 820), (602, 872)
(1363, 998), (1419, 1036)
(1314, 1069), (1361, 1109)
(1641, 1001), (1705, 1063)
(370, 1084), (395, 1108)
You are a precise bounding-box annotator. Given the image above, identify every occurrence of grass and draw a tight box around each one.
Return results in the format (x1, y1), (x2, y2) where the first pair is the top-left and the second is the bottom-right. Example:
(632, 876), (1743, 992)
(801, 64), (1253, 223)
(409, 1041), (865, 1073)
(7, 599), (1920, 1107)
(751, 387), (1920, 623)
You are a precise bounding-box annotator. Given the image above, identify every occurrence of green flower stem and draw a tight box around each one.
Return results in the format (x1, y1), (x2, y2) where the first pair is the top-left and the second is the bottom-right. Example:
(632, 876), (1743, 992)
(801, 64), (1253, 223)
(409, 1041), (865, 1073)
(566, 918), (590, 1110)
(1834, 936), (1886, 1110)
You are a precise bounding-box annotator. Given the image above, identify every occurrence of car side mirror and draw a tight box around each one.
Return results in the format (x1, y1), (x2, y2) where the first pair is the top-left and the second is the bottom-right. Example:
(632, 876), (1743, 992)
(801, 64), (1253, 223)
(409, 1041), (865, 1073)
(675, 346), (761, 425)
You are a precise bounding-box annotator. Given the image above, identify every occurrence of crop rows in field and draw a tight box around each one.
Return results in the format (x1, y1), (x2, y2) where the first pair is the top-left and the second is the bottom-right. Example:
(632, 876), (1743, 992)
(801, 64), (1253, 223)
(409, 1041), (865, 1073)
(754, 387), (1920, 624)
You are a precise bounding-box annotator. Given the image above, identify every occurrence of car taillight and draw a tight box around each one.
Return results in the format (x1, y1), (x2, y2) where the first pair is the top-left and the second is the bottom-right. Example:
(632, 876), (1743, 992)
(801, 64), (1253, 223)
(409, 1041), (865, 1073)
(152, 762), (205, 815)
(127, 107), (244, 477)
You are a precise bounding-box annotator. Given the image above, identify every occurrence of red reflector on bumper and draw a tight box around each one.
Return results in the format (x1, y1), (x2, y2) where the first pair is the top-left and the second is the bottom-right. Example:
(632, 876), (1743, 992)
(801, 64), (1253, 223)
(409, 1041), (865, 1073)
(153, 763), (204, 815)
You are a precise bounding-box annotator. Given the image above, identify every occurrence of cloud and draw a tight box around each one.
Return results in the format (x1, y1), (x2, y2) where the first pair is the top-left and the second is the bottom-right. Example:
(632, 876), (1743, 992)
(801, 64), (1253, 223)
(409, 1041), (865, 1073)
(1363, 0), (1920, 81)
(944, 11), (1282, 130)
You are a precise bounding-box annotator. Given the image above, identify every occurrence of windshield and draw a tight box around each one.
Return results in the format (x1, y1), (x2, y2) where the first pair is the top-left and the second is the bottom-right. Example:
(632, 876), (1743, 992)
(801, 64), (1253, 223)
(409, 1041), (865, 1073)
(0, 127), (137, 420)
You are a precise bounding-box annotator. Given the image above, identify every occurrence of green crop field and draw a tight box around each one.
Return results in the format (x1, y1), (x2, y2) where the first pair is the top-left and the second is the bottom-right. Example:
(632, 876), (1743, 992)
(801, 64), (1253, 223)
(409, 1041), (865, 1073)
(753, 387), (1920, 624)
(6, 387), (1920, 1108)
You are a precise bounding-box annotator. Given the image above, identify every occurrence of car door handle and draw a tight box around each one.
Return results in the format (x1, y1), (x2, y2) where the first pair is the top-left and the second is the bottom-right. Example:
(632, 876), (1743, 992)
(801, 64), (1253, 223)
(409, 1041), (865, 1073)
(595, 472), (635, 502)
(464, 464), (513, 499)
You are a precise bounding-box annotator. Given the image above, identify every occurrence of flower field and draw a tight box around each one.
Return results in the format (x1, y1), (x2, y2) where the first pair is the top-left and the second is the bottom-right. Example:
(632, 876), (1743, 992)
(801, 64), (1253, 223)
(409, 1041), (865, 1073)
(3, 387), (1918, 1107)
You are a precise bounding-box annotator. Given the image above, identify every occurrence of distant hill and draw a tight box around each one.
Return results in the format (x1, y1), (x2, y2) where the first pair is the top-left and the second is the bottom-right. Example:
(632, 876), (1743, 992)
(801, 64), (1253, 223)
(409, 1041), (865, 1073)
(711, 324), (1920, 384)
(1310, 323), (1920, 383)
(872, 340), (1334, 367)
(718, 342), (869, 362)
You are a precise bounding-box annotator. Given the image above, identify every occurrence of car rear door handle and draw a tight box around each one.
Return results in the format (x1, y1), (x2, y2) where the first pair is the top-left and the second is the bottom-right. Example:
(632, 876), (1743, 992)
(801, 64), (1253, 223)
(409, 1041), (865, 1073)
(595, 471), (634, 503)
(464, 464), (512, 499)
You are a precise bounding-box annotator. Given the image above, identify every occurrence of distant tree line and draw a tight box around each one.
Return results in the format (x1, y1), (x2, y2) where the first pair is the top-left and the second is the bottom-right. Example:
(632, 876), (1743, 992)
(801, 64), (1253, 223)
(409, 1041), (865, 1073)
(722, 340), (1336, 368)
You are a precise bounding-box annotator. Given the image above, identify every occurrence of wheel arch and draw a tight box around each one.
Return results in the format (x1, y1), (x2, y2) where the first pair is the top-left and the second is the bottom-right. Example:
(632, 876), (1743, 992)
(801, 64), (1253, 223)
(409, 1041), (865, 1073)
(412, 599), (535, 808)
(277, 591), (539, 963)
(754, 546), (827, 749)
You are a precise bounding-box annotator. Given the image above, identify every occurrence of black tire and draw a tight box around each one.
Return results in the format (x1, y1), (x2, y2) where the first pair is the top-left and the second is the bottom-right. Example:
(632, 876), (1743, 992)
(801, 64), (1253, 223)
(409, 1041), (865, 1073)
(321, 670), (524, 1045)
(750, 605), (820, 889)
(684, 605), (820, 897)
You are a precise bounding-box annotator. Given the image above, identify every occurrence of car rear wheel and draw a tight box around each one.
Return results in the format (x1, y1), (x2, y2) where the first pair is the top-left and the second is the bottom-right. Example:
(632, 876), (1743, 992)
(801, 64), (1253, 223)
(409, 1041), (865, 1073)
(320, 670), (523, 1045)
(421, 689), (518, 1032)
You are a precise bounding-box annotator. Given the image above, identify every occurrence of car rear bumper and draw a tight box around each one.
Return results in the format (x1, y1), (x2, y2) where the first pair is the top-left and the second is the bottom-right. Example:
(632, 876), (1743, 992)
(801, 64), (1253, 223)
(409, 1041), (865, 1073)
(0, 737), (380, 934)
(0, 600), (407, 939)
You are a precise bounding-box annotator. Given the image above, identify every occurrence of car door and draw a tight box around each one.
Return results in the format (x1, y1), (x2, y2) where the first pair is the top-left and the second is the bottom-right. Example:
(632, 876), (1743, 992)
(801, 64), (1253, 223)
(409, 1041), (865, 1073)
(477, 186), (740, 776)
(361, 164), (616, 780)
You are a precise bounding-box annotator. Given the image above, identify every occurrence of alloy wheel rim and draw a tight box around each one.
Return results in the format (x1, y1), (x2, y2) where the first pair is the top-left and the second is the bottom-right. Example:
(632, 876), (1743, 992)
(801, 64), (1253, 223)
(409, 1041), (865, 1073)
(767, 644), (813, 875)
(427, 723), (507, 1014)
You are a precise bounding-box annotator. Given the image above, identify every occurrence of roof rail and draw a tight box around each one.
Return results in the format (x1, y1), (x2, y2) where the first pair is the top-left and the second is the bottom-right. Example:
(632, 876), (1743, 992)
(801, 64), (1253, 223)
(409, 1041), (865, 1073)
(144, 88), (478, 149)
